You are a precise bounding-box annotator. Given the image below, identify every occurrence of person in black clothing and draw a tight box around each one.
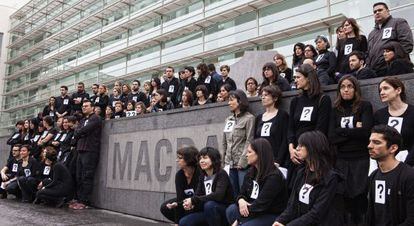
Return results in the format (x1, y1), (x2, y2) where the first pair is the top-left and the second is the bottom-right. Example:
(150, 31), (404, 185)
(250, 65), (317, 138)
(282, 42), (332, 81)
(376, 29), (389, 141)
(273, 131), (343, 226)
(42, 97), (57, 121)
(128, 80), (148, 107)
(109, 87), (122, 108)
(150, 89), (175, 113)
(37, 116), (57, 150)
(37, 146), (56, 195)
(12, 145), (41, 202)
(71, 82), (89, 115)
(21, 119), (32, 145)
(260, 62), (290, 92)
(55, 116), (76, 164)
(254, 85), (289, 167)
(35, 147), (73, 207)
(179, 90), (193, 109)
(349, 51), (377, 80)
(367, 125), (414, 226)
(89, 84), (99, 103)
(179, 147), (233, 226)
(304, 44), (318, 60)
(55, 86), (71, 119)
(197, 63), (217, 102)
(160, 146), (200, 225)
(112, 101), (125, 119)
(374, 77), (414, 166)
(161, 67), (181, 107)
(274, 53), (293, 84)
(336, 18), (368, 76)
(0, 145), (21, 199)
(292, 43), (305, 70)
(314, 35), (336, 85)
(70, 100), (102, 210)
(383, 41), (414, 76)
(287, 63), (331, 190)
(93, 84), (109, 118)
(329, 75), (374, 225)
(176, 66), (197, 107)
(226, 138), (288, 226)
(217, 65), (237, 91)
(193, 85), (211, 106)
(7, 121), (24, 152)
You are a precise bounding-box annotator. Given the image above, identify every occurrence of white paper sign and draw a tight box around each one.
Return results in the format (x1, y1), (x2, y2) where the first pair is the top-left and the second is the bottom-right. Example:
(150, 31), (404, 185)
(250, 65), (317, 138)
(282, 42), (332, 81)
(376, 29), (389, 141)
(59, 133), (67, 142)
(184, 189), (195, 196)
(12, 163), (18, 172)
(280, 73), (286, 78)
(223, 120), (235, 132)
(261, 122), (272, 137)
(224, 165), (230, 175)
(375, 180), (386, 204)
(382, 27), (392, 39)
(316, 54), (324, 62)
(168, 85), (175, 93)
(12, 133), (19, 139)
(41, 131), (48, 139)
(126, 111), (137, 117)
(250, 180), (259, 199)
(299, 183), (314, 204)
(388, 117), (403, 134)
(279, 167), (288, 179)
(132, 96), (137, 102)
(341, 116), (354, 129)
(84, 119), (89, 126)
(344, 44), (353, 55)
(33, 135), (40, 142)
(300, 107), (313, 122)
(24, 169), (31, 177)
(54, 133), (61, 141)
(43, 166), (51, 175)
(95, 97), (100, 103)
(204, 179), (213, 195)
(205, 76), (211, 84)
(63, 99), (69, 105)
(49, 112), (55, 117)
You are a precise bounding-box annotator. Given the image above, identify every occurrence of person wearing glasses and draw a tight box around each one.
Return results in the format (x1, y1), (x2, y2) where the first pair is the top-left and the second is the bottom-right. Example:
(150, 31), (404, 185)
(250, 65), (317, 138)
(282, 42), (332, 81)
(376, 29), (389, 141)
(366, 2), (413, 77)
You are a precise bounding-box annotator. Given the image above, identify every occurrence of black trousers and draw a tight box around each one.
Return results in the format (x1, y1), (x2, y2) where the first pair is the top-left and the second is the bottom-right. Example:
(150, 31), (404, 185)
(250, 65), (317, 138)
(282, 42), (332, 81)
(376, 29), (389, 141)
(160, 198), (194, 224)
(5, 180), (20, 198)
(76, 151), (99, 205)
(17, 176), (38, 201)
(36, 183), (70, 204)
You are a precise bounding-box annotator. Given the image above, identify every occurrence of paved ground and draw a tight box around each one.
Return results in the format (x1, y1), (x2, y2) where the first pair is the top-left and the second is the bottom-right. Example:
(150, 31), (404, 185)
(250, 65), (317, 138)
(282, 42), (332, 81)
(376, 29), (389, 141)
(0, 198), (171, 226)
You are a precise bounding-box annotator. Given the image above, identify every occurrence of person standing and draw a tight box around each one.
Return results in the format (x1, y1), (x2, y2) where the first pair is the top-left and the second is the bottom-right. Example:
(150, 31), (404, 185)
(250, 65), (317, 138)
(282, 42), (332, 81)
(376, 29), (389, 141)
(366, 2), (413, 77)
(217, 65), (237, 91)
(128, 80), (148, 107)
(71, 82), (90, 115)
(70, 100), (102, 210)
(161, 67), (181, 107)
(366, 125), (414, 226)
(55, 86), (71, 119)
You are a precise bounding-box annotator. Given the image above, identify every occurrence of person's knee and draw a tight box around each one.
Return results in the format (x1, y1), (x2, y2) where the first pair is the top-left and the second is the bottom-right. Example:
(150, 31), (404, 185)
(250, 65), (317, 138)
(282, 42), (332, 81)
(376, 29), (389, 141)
(204, 201), (218, 212)
(226, 204), (238, 223)
(179, 215), (191, 226)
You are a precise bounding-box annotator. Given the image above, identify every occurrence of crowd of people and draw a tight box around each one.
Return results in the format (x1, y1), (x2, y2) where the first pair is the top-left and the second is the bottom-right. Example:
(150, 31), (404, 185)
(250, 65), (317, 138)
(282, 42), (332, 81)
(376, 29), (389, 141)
(1, 2), (414, 225)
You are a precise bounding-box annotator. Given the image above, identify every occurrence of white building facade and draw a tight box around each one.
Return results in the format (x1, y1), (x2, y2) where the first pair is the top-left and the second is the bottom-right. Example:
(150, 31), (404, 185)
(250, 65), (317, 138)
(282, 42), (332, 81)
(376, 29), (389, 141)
(1, 0), (413, 133)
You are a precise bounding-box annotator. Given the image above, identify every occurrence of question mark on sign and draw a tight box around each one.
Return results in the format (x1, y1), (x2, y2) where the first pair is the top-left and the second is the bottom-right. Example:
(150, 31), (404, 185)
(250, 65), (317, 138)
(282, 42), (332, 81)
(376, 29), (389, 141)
(304, 109), (311, 118)
(384, 29), (390, 37)
(377, 184), (384, 199)
(302, 186), (310, 199)
(206, 183), (211, 193)
(264, 124), (270, 132)
(253, 183), (258, 192)
(227, 122), (233, 130)
(346, 45), (352, 53)
(344, 119), (350, 128)
(389, 119), (399, 128)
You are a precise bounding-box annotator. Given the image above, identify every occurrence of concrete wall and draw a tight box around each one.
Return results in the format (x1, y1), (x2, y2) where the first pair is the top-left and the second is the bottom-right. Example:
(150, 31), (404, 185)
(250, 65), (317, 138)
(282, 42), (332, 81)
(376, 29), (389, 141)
(0, 73), (413, 221)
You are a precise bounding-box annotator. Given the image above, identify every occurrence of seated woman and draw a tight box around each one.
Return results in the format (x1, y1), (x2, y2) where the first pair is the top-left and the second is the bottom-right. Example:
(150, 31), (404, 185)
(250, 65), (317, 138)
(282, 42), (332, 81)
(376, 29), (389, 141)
(160, 147), (200, 225)
(179, 147), (234, 226)
(193, 85), (211, 106)
(135, 101), (148, 115)
(151, 89), (175, 112)
(35, 146), (73, 207)
(226, 138), (288, 226)
(383, 41), (414, 76)
(273, 131), (343, 226)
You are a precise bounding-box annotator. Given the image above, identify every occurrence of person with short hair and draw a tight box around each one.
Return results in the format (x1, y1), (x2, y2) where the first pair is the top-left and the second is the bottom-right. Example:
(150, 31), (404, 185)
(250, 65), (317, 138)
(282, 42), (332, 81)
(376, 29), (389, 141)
(179, 147), (234, 226)
(260, 62), (290, 92)
(366, 2), (413, 77)
(366, 125), (414, 226)
(0, 144), (21, 199)
(273, 131), (343, 226)
(151, 89), (175, 113)
(176, 66), (197, 107)
(160, 147), (200, 225)
(383, 41), (414, 76)
(129, 79), (148, 107)
(226, 138), (288, 226)
(161, 67), (181, 107)
(374, 77), (414, 166)
(112, 101), (126, 119)
(89, 84), (100, 103)
(55, 86), (72, 119)
(223, 90), (255, 197)
(348, 51), (377, 79)
(71, 82), (90, 115)
(314, 35), (337, 85)
(193, 85), (211, 106)
(217, 65), (237, 91)
(274, 53), (293, 84)
(244, 77), (258, 98)
(208, 63), (222, 82)
(93, 84), (109, 118)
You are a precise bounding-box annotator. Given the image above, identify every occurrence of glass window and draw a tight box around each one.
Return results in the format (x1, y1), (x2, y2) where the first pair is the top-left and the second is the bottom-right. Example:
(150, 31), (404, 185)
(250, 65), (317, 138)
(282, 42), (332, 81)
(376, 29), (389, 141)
(164, 0), (203, 22)
(130, 17), (161, 36)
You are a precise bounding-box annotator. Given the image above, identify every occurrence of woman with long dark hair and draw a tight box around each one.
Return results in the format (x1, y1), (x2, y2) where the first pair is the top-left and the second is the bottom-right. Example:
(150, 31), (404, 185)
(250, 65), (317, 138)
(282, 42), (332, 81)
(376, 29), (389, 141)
(160, 147), (200, 225)
(223, 90), (255, 197)
(383, 41), (414, 76)
(274, 53), (293, 84)
(151, 89), (174, 112)
(226, 138), (288, 226)
(179, 147), (234, 226)
(336, 18), (368, 75)
(329, 75), (373, 225)
(260, 62), (290, 92)
(196, 63), (217, 101)
(374, 77), (414, 166)
(193, 85), (211, 106)
(42, 97), (57, 121)
(292, 43), (305, 70)
(273, 131), (343, 226)
(255, 85), (289, 167)
(287, 64), (331, 190)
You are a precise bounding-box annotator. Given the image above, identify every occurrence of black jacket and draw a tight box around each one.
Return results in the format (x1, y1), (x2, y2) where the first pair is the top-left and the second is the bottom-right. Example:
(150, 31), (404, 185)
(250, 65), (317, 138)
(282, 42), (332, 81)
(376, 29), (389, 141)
(315, 50), (337, 79)
(71, 91), (90, 113)
(352, 67), (377, 80)
(74, 113), (102, 152)
(161, 77), (181, 107)
(217, 77), (237, 91)
(55, 95), (71, 115)
(44, 162), (73, 195)
(386, 59), (414, 76)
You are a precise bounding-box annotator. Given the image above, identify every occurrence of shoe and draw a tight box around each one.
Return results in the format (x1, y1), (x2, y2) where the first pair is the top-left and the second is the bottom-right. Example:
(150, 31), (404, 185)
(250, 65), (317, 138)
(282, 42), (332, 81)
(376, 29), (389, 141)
(72, 202), (87, 210)
(55, 198), (65, 208)
(68, 201), (78, 209)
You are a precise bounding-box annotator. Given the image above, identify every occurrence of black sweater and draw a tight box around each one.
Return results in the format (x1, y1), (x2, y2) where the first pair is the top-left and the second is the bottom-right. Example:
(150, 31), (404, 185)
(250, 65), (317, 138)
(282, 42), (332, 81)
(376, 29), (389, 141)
(75, 113), (102, 153)
(329, 100), (374, 159)
(161, 77), (181, 107)
(374, 105), (414, 166)
(315, 50), (337, 78)
(276, 168), (343, 226)
(44, 162), (73, 194)
(17, 157), (40, 180)
(175, 168), (200, 203)
(254, 110), (289, 167)
(288, 92), (331, 146)
(386, 59), (414, 76)
(191, 169), (234, 207)
(237, 168), (288, 219)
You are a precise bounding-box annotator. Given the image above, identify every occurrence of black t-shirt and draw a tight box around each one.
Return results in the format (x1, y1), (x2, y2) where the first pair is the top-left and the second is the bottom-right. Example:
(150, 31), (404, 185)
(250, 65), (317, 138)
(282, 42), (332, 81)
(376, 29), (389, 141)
(278, 68), (293, 83)
(39, 162), (53, 181)
(254, 110), (289, 166)
(6, 157), (20, 178)
(374, 105), (414, 165)
(372, 163), (403, 226)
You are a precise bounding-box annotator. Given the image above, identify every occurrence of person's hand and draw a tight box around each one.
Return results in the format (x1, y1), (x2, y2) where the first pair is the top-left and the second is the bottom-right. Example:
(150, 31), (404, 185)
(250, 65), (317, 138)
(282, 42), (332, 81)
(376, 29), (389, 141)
(356, 122), (362, 128)
(37, 182), (43, 190)
(1, 172), (8, 181)
(166, 202), (178, 209)
(238, 198), (251, 217)
(272, 222), (285, 226)
(289, 144), (301, 165)
(183, 198), (193, 210)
